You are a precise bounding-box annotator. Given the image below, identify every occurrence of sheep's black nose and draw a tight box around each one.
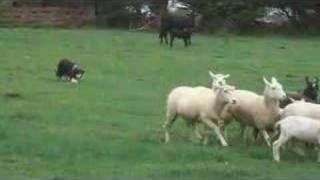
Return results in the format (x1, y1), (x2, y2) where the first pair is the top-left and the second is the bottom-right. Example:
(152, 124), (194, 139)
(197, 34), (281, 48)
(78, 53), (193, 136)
(232, 99), (237, 104)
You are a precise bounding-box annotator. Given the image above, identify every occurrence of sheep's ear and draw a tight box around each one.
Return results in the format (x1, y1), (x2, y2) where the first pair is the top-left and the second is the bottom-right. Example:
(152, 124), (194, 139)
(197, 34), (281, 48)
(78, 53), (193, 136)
(209, 71), (216, 78)
(263, 77), (271, 86)
(271, 77), (278, 84)
(224, 74), (230, 79)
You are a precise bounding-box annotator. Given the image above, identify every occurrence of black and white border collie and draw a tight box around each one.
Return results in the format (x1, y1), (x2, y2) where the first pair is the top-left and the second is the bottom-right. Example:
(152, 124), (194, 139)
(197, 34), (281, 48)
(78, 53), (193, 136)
(56, 58), (85, 83)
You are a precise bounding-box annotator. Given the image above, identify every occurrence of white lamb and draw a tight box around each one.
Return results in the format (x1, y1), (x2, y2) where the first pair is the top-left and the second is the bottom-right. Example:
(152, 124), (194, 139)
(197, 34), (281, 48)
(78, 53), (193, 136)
(227, 77), (286, 146)
(281, 101), (320, 120)
(195, 71), (232, 144)
(273, 116), (320, 162)
(198, 71), (232, 141)
(190, 70), (233, 143)
(162, 85), (236, 147)
(280, 100), (320, 155)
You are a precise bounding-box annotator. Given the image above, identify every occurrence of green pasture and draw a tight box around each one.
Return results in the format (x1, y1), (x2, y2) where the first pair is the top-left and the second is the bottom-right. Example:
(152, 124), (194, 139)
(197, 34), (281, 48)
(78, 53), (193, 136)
(0, 28), (319, 179)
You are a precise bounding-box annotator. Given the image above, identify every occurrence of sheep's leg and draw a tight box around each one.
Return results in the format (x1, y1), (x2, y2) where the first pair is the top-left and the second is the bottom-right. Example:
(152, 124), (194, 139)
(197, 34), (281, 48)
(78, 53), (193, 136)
(162, 111), (177, 143)
(200, 124), (211, 145)
(194, 123), (203, 140)
(164, 31), (168, 45)
(203, 125), (211, 145)
(240, 123), (246, 139)
(169, 33), (174, 47)
(273, 132), (290, 162)
(317, 138), (320, 162)
(159, 29), (168, 45)
(291, 140), (306, 157)
(316, 145), (320, 163)
(159, 33), (163, 44)
(260, 130), (271, 147)
(201, 118), (228, 147)
(218, 119), (227, 141)
(317, 146), (320, 163)
(194, 123), (209, 145)
(271, 127), (280, 141)
(222, 126), (228, 142)
(183, 38), (188, 47)
(253, 128), (259, 142)
(203, 132), (209, 145)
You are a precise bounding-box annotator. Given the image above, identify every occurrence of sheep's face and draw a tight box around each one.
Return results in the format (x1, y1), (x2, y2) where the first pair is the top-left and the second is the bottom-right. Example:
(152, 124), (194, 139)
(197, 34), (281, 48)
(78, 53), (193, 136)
(216, 85), (236, 104)
(209, 71), (229, 90)
(263, 77), (286, 100)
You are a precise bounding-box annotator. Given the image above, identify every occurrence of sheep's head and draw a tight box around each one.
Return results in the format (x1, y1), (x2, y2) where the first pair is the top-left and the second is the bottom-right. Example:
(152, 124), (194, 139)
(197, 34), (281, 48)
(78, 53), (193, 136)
(209, 70), (230, 90)
(216, 85), (237, 105)
(263, 77), (286, 100)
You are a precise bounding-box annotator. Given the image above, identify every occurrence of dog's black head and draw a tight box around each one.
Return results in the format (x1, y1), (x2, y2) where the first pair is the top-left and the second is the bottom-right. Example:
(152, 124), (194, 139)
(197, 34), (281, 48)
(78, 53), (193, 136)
(56, 58), (85, 81)
(72, 65), (85, 80)
(303, 76), (319, 102)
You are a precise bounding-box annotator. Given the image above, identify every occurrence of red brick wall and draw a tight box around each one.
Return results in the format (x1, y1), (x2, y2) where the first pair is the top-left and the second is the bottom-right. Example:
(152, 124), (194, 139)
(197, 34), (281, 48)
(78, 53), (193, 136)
(5, 6), (95, 26)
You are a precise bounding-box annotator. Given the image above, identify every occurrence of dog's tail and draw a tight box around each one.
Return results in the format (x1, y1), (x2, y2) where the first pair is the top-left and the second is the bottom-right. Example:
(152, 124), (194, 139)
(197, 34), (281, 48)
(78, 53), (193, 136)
(55, 68), (60, 77)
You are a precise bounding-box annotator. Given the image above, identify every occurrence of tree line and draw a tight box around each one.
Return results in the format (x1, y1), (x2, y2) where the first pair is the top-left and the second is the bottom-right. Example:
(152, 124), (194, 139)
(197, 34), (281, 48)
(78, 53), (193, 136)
(3, 0), (320, 30)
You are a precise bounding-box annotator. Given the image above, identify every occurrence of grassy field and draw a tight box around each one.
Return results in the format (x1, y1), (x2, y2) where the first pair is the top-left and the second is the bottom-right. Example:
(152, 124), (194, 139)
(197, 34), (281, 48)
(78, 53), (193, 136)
(0, 28), (320, 179)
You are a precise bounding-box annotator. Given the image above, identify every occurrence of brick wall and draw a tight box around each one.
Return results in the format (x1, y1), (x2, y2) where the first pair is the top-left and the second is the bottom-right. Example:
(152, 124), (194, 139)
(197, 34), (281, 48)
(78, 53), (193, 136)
(4, 6), (95, 26)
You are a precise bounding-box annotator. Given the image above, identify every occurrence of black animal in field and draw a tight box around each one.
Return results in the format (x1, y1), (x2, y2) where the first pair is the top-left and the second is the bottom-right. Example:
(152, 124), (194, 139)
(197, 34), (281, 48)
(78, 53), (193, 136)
(280, 76), (319, 108)
(56, 58), (85, 83)
(159, 12), (196, 47)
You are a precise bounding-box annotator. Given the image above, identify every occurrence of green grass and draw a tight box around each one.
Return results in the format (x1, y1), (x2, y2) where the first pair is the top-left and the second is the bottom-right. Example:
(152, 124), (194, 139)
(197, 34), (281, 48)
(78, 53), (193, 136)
(0, 27), (320, 179)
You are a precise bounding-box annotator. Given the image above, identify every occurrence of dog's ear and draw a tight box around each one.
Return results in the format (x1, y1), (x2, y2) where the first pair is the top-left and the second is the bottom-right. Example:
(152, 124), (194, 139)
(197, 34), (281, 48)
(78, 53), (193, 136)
(315, 77), (319, 89)
(305, 76), (311, 84)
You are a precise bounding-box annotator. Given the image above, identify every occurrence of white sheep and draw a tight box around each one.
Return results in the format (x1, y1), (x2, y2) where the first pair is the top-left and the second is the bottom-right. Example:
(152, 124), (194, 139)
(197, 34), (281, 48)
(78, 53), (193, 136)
(195, 70), (233, 144)
(162, 85), (236, 147)
(280, 101), (320, 155)
(281, 101), (320, 120)
(199, 71), (232, 141)
(273, 116), (320, 162)
(227, 77), (286, 146)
